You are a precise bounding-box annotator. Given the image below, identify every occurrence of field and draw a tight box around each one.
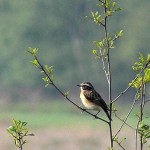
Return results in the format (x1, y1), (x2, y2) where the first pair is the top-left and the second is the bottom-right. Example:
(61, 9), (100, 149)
(0, 101), (149, 150)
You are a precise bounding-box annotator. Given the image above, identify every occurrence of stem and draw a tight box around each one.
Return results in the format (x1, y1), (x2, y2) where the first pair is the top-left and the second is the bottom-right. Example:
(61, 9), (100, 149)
(140, 83), (145, 150)
(145, 99), (150, 103)
(103, 0), (113, 147)
(18, 133), (23, 150)
(114, 112), (135, 130)
(99, 50), (109, 82)
(113, 96), (137, 139)
(136, 120), (140, 150)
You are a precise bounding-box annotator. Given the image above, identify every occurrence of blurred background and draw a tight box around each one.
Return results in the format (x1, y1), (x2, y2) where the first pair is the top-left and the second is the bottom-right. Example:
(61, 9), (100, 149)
(0, 0), (150, 149)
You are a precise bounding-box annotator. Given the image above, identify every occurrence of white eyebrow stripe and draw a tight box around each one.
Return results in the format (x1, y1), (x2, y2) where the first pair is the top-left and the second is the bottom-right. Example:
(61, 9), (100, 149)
(81, 84), (90, 86)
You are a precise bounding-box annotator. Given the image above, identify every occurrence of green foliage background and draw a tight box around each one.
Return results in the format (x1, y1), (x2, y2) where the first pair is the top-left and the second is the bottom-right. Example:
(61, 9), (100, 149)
(0, 0), (149, 99)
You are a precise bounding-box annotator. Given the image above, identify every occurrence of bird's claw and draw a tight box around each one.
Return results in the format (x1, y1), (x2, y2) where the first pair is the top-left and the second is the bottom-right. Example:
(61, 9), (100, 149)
(81, 108), (86, 113)
(93, 114), (99, 120)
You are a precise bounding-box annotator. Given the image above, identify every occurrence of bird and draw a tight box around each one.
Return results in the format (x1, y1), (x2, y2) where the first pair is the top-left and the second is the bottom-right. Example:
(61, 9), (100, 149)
(77, 82), (111, 121)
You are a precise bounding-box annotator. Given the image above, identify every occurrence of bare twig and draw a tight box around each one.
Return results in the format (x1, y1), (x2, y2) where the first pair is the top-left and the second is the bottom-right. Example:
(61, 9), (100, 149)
(99, 50), (109, 82)
(135, 119), (140, 150)
(113, 90), (138, 139)
(145, 99), (150, 103)
(114, 112), (135, 130)
(118, 143), (126, 150)
(18, 133), (23, 150)
(88, 16), (105, 27)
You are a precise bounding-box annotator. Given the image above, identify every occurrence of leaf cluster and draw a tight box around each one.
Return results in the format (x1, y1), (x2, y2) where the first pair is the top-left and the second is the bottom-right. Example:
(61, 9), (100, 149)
(28, 47), (54, 87)
(89, 1), (123, 61)
(129, 53), (150, 100)
(88, 0), (122, 35)
(138, 121), (150, 144)
(42, 65), (54, 87)
(101, 0), (122, 16)
(92, 30), (123, 59)
(7, 119), (34, 149)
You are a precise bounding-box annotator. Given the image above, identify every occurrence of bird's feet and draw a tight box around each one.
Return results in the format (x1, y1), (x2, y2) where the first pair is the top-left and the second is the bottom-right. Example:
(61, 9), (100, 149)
(94, 115), (99, 119)
(81, 108), (87, 113)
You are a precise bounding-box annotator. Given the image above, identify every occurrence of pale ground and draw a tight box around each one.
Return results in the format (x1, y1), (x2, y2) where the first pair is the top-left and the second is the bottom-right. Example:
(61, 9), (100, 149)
(1, 122), (150, 150)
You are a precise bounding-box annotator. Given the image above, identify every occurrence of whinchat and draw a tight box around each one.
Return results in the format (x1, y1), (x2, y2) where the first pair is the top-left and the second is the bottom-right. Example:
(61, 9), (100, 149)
(77, 82), (111, 121)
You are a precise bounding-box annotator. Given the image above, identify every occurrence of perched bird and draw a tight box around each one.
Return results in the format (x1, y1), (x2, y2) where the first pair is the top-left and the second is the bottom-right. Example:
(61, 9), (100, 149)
(77, 82), (111, 121)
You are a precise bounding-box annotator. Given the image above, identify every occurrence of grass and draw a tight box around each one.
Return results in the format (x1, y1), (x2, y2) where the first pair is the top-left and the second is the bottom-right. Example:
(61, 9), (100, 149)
(0, 101), (149, 129)
(1, 101), (150, 150)
(0, 101), (106, 129)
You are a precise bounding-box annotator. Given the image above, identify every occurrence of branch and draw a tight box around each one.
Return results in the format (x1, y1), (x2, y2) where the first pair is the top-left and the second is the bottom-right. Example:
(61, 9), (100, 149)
(112, 60), (150, 103)
(113, 91), (138, 139)
(135, 119), (140, 150)
(140, 83), (146, 150)
(114, 112), (135, 130)
(99, 50), (109, 83)
(87, 16), (105, 27)
(30, 52), (109, 124)
(103, 0), (113, 147)
(145, 99), (150, 103)
(117, 142), (126, 150)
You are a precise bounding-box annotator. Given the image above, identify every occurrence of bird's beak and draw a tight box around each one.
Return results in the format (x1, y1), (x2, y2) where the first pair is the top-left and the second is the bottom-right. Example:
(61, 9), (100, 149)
(77, 84), (81, 87)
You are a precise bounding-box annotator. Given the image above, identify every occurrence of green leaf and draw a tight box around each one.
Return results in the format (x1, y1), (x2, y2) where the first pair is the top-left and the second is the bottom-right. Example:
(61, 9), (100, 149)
(27, 47), (38, 55)
(30, 59), (39, 67)
(144, 68), (150, 83)
(106, 0), (110, 7)
(129, 75), (143, 89)
(92, 49), (97, 55)
(107, 11), (112, 16)
(95, 11), (98, 16)
(112, 2), (116, 8)
(7, 126), (16, 133)
(118, 30), (123, 37)
(45, 65), (53, 74)
(21, 121), (27, 126)
(147, 54), (150, 61)
(42, 77), (49, 82)
(115, 7), (122, 12)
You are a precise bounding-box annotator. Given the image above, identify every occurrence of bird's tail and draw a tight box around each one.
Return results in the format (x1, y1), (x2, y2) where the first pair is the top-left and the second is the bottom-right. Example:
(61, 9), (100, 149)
(104, 109), (112, 121)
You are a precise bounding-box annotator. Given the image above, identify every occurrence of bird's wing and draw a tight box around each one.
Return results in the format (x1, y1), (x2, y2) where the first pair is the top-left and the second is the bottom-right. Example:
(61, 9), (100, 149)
(84, 90), (108, 110)
(84, 90), (111, 120)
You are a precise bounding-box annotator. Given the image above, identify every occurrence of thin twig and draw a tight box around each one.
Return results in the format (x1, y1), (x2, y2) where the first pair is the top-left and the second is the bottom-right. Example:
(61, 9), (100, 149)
(113, 91), (138, 139)
(114, 112), (135, 130)
(88, 16), (105, 27)
(18, 133), (23, 150)
(145, 99), (150, 103)
(118, 143), (126, 150)
(136, 119), (140, 150)
(99, 50), (109, 82)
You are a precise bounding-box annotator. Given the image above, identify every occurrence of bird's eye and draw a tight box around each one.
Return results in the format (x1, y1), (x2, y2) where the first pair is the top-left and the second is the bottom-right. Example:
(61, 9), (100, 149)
(82, 85), (86, 90)
(82, 85), (92, 90)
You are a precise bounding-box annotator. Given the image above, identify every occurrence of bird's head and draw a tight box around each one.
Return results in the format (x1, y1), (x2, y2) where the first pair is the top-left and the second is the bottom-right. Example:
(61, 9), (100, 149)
(77, 82), (94, 91)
